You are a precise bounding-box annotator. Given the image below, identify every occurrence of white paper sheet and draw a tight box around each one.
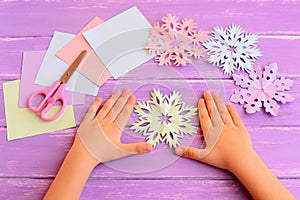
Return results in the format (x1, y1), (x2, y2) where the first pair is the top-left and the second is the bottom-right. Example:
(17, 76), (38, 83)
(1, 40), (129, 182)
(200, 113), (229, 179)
(83, 6), (154, 78)
(35, 32), (99, 96)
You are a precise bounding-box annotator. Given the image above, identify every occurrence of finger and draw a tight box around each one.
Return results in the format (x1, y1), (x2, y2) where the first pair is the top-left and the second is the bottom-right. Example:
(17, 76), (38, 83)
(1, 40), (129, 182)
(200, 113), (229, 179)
(106, 88), (132, 122)
(212, 93), (233, 125)
(175, 146), (201, 161)
(203, 90), (221, 125)
(97, 90), (122, 120)
(203, 90), (214, 117)
(115, 95), (136, 131)
(226, 102), (244, 127)
(82, 97), (102, 123)
(120, 142), (152, 155)
(198, 98), (212, 135)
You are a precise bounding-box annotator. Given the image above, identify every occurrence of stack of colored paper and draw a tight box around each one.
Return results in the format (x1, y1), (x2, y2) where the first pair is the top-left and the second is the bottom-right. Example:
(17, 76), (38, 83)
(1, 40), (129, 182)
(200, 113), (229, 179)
(2, 6), (153, 141)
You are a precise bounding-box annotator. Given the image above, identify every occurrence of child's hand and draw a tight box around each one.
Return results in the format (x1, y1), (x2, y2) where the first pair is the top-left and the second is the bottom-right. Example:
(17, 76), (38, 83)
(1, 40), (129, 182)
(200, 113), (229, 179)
(46, 89), (295, 200)
(77, 89), (152, 164)
(175, 90), (254, 172)
(175, 90), (296, 199)
(44, 89), (152, 200)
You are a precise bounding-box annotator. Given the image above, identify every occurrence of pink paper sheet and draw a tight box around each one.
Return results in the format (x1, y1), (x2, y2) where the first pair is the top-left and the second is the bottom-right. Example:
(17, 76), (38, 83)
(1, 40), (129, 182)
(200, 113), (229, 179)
(56, 16), (111, 86)
(19, 51), (85, 108)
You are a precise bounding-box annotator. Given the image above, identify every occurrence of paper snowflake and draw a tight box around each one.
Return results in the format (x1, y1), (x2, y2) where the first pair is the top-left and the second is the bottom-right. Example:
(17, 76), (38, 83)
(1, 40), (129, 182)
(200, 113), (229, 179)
(131, 89), (197, 148)
(146, 14), (206, 66)
(230, 63), (294, 116)
(203, 24), (262, 75)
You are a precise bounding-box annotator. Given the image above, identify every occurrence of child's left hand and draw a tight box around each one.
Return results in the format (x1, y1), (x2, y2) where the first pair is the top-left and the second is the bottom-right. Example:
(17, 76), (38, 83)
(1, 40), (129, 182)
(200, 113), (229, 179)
(77, 89), (152, 165)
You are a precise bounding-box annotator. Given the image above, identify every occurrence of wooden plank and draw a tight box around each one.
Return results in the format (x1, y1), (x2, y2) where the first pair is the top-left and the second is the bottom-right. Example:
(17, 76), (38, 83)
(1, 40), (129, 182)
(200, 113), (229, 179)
(0, 37), (51, 78)
(1, 126), (299, 179)
(1, 79), (299, 127)
(95, 79), (300, 127)
(0, 0), (299, 199)
(1, 178), (300, 200)
(1, 36), (300, 78)
(0, 0), (300, 37)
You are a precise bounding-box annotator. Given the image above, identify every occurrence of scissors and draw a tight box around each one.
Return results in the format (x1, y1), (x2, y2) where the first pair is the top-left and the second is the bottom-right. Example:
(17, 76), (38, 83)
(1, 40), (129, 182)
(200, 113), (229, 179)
(28, 50), (87, 122)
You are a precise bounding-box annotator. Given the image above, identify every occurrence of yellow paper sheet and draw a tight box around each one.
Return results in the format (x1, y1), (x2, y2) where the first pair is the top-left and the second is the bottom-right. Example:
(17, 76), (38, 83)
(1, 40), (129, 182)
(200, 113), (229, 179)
(3, 80), (76, 141)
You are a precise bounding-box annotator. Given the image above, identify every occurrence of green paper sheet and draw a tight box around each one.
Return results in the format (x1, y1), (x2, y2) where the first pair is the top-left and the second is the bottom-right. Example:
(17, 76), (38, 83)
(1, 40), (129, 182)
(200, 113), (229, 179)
(3, 80), (76, 141)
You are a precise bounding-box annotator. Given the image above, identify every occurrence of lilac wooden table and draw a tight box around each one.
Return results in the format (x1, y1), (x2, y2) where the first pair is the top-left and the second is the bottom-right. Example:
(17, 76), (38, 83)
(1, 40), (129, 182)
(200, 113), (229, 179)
(1, 1), (300, 199)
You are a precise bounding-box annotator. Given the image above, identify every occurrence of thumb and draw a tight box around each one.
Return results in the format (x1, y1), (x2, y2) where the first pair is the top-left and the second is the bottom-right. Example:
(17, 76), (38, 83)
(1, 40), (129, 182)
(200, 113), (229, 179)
(121, 142), (152, 155)
(175, 146), (201, 161)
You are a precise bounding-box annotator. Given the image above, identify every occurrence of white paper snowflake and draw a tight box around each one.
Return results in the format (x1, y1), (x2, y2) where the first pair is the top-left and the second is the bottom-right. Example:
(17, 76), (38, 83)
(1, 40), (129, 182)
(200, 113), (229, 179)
(230, 63), (294, 116)
(131, 89), (198, 148)
(146, 14), (206, 66)
(203, 24), (262, 75)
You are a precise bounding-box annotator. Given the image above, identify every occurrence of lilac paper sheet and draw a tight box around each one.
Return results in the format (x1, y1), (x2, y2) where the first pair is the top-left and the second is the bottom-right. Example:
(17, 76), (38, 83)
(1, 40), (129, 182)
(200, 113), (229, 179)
(19, 51), (85, 108)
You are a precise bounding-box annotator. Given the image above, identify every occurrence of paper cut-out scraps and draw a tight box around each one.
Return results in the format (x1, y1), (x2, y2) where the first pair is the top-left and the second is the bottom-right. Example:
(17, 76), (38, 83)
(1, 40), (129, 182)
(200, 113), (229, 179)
(230, 63), (294, 116)
(131, 89), (197, 148)
(146, 14), (206, 66)
(203, 24), (262, 75)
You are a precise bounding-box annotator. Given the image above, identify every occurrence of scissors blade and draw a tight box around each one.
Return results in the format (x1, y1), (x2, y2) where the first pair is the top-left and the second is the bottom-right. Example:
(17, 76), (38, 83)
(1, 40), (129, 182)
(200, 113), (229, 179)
(59, 50), (87, 84)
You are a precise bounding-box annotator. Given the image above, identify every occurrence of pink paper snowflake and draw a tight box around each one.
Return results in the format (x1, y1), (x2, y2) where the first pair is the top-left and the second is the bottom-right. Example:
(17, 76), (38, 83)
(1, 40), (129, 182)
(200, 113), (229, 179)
(146, 14), (206, 66)
(230, 63), (294, 116)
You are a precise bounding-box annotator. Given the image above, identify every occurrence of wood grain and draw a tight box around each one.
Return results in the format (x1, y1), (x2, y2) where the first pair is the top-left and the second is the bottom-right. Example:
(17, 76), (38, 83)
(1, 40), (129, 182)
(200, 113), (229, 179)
(1, 0), (300, 199)
(1, 178), (300, 200)
(1, 37), (300, 78)
(1, 79), (299, 127)
(1, 0), (300, 37)
(1, 127), (299, 179)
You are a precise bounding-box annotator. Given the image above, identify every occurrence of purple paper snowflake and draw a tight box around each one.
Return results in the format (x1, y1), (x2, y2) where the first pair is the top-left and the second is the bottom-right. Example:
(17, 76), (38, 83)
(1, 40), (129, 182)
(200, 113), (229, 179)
(146, 14), (206, 66)
(230, 63), (294, 116)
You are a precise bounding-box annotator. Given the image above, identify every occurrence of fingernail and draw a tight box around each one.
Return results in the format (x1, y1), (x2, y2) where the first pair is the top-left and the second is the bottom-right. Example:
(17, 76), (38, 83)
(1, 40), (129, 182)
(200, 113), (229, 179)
(175, 147), (184, 156)
(125, 88), (131, 93)
(212, 93), (218, 98)
(129, 95), (136, 103)
(114, 89), (121, 95)
(199, 98), (205, 104)
(204, 90), (210, 96)
(144, 143), (151, 152)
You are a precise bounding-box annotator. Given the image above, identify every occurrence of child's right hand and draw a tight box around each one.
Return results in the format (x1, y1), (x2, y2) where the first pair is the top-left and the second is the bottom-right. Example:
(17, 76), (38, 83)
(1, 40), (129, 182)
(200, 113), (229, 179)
(175, 90), (296, 199)
(175, 90), (255, 172)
